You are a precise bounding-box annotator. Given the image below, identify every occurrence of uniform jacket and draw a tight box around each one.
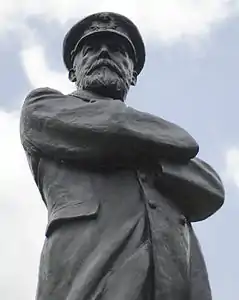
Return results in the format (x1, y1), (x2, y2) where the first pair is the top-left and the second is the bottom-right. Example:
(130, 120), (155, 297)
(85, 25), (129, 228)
(20, 87), (224, 300)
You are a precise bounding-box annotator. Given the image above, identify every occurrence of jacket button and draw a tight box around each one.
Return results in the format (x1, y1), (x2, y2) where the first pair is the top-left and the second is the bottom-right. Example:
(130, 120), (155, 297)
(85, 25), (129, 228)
(179, 215), (187, 225)
(148, 200), (157, 209)
(139, 172), (147, 182)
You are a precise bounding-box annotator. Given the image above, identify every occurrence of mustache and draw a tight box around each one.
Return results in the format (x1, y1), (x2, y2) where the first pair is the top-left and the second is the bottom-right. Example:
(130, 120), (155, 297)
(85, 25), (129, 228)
(86, 59), (123, 78)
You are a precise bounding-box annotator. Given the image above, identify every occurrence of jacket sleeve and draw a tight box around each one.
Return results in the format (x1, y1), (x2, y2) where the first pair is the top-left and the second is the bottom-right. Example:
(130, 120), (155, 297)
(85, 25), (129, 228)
(20, 87), (198, 167)
(157, 157), (225, 222)
(20, 87), (130, 166)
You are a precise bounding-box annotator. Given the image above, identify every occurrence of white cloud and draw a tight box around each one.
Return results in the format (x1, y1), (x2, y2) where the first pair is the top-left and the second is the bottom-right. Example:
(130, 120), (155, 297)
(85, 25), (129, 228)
(0, 110), (46, 299)
(21, 45), (74, 94)
(12, 0), (239, 93)
(225, 148), (239, 187)
(1, 2), (239, 299)
(1, 0), (239, 42)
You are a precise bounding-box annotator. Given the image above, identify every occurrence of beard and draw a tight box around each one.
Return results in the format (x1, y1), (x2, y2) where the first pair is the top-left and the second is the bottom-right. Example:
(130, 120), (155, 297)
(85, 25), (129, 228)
(78, 66), (129, 99)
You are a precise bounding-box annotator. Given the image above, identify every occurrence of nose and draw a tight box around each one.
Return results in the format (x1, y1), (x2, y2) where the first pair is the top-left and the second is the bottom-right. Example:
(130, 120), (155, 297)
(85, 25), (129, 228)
(98, 44), (110, 59)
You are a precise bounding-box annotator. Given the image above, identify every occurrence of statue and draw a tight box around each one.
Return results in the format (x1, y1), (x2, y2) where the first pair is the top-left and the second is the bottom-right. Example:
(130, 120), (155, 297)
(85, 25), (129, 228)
(20, 12), (225, 300)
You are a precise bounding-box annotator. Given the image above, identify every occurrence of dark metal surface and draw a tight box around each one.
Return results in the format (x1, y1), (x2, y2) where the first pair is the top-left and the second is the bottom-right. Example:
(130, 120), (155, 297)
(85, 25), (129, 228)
(20, 12), (224, 300)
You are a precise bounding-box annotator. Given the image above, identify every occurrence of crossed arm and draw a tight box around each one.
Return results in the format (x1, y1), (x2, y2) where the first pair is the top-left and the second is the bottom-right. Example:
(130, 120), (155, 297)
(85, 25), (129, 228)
(158, 158), (224, 221)
(20, 87), (224, 222)
(20, 87), (199, 164)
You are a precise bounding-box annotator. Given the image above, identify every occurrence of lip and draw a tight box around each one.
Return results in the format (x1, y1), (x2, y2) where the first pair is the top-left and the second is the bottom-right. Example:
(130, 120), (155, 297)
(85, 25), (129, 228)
(88, 63), (122, 78)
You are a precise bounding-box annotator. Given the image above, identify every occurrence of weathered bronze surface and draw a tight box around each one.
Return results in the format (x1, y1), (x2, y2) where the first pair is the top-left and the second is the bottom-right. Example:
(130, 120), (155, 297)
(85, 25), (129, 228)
(20, 12), (224, 300)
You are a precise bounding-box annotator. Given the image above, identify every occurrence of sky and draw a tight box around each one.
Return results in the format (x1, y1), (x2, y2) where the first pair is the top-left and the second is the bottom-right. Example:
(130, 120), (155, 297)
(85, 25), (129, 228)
(0, 1), (239, 299)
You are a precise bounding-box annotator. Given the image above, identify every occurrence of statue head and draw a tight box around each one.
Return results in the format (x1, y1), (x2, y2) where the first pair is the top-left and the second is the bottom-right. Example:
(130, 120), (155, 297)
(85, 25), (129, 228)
(63, 12), (145, 101)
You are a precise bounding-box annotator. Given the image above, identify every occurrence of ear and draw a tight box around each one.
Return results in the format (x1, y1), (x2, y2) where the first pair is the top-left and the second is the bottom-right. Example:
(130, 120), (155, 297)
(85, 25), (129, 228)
(131, 70), (137, 86)
(68, 68), (76, 82)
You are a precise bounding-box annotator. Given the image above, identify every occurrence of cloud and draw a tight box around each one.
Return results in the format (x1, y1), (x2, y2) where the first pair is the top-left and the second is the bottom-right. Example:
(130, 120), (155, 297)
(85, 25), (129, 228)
(0, 110), (46, 299)
(225, 147), (239, 187)
(1, 0), (239, 43)
(21, 45), (74, 94)
(1, 2), (238, 299)
(14, 0), (239, 93)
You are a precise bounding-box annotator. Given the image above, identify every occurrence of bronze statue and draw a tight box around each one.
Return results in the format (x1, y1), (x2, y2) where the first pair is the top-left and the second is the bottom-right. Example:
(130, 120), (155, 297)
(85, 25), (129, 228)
(20, 12), (224, 300)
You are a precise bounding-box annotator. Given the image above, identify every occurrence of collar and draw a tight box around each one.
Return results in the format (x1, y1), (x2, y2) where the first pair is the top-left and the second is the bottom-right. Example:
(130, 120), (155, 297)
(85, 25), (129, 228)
(70, 89), (115, 103)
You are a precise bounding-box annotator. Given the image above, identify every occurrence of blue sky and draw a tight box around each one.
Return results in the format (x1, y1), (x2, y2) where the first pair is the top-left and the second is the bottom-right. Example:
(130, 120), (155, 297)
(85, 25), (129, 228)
(0, 1), (239, 299)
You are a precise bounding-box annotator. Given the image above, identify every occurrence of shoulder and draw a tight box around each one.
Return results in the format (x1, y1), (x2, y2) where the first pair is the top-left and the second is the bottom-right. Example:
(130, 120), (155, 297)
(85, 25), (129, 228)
(26, 87), (64, 97)
(24, 87), (65, 103)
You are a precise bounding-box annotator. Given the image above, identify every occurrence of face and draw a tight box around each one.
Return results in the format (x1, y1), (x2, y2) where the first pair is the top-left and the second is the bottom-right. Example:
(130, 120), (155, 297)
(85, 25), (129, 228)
(69, 33), (137, 100)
